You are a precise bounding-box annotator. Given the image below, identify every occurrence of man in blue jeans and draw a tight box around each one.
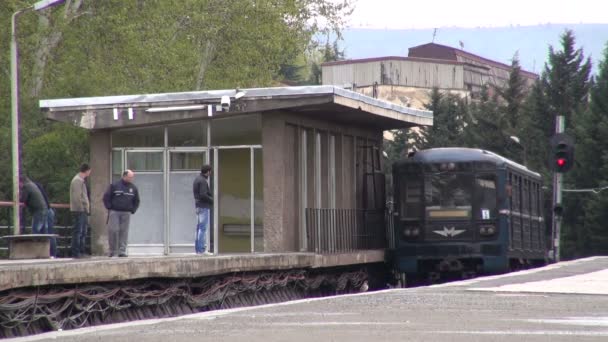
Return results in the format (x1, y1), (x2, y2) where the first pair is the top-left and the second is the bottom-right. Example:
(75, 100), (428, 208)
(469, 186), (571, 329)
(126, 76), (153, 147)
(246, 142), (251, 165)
(192, 165), (213, 255)
(70, 164), (92, 258)
(34, 181), (57, 257)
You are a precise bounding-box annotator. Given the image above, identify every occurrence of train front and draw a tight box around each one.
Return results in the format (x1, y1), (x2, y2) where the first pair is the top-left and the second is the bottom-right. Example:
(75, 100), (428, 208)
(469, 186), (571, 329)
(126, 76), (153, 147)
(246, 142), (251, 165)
(392, 149), (508, 283)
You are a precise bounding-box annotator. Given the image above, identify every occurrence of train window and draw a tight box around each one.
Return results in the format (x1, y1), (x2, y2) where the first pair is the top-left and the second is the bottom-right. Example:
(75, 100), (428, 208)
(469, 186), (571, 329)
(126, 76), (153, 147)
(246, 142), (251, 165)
(474, 174), (497, 220)
(425, 173), (473, 219)
(475, 162), (496, 171)
(399, 174), (422, 219)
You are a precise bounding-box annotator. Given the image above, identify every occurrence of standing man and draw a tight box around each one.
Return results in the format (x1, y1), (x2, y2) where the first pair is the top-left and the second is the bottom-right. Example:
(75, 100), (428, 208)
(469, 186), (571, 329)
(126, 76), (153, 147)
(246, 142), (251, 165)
(19, 176), (48, 235)
(70, 163), (92, 258)
(193, 165), (213, 255)
(103, 169), (140, 257)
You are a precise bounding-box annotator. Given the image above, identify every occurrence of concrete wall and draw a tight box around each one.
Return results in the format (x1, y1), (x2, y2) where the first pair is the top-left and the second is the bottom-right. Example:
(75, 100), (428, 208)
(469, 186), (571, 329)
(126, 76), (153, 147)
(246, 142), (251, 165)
(89, 130), (111, 255)
(322, 59), (465, 90)
(262, 114), (288, 252)
(262, 111), (383, 253)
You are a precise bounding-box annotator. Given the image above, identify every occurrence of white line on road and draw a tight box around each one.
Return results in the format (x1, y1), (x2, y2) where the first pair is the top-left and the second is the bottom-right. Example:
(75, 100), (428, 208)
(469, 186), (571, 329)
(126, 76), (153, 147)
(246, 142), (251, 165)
(470, 269), (608, 295)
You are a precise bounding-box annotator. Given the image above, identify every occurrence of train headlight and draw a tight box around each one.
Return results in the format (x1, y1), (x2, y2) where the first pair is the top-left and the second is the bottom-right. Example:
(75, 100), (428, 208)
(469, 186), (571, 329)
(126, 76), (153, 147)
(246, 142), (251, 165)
(402, 228), (420, 238)
(479, 225), (497, 236)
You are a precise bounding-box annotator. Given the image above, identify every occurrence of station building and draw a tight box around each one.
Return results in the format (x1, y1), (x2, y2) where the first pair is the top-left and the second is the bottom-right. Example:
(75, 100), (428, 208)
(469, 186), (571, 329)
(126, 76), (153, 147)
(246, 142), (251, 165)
(40, 86), (432, 256)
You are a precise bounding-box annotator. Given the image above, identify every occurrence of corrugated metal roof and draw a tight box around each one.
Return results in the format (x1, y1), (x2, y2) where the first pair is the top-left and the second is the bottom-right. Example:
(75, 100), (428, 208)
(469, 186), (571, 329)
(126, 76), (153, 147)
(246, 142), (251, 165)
(408, 43), (538, 78)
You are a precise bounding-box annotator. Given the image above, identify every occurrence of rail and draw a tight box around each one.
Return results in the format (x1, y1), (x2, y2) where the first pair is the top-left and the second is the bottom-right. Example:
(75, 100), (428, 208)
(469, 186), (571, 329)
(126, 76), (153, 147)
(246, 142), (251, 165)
(305, 208), (388, 253)
(0, 201), (90, 258)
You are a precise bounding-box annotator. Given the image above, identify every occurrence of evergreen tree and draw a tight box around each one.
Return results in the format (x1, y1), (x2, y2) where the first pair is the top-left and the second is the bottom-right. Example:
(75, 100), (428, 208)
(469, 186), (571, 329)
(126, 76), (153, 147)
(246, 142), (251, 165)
(566, 44), (608, 256)
(541, 30), (592, 127)
(534, 30), (593, 259)
(417, 88), (467, 149)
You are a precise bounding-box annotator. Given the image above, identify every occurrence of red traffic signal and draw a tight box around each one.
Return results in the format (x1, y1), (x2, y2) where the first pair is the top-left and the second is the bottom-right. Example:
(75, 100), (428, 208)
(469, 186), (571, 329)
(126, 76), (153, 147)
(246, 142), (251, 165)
(550, 134), (574, 173)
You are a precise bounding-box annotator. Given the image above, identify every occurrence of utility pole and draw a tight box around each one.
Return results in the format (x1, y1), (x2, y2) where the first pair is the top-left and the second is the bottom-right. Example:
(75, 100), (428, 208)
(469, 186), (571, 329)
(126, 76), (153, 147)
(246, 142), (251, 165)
(552, 115), (565, 261)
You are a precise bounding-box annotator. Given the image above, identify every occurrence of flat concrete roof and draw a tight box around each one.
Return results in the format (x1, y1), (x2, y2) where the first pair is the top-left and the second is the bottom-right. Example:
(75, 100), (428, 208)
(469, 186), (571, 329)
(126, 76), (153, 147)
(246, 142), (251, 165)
(39, 85), (433, 130)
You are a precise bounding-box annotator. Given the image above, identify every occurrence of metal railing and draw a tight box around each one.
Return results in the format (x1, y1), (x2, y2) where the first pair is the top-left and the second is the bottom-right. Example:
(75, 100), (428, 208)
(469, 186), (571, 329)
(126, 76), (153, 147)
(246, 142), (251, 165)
(0, 201), (90, 258)
(305, 208), (387, 253)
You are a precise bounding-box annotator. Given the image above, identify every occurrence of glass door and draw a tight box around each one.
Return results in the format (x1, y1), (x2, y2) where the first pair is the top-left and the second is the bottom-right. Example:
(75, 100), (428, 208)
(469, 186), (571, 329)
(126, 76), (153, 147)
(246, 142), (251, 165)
(168, 150), (207, 254)
(212, 146), (263, 254)
(124, 150), (165, 255)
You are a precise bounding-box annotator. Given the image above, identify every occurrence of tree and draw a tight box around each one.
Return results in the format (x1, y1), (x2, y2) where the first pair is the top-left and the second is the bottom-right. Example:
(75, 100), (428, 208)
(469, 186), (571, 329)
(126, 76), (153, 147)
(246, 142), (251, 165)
(417, 88), (468, 149)
(563, 44), (608, 257)
(533, 30), (593, 259)
(0, 0), (354, 205)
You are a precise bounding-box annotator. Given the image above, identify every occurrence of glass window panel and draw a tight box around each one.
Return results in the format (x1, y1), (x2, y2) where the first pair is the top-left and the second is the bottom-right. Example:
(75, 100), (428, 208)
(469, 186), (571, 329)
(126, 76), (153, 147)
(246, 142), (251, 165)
(112, 150), (123, 182)
(170, 152), (205, 171)
(112, 126), (164, 147)
(474, 174), (497, 220)
(425, 173), (473, 219)
(168, 121), (207, 147)
(169, 172), (199, 246)
(399, 174), (422, 219)
(211, 114), (261, 146)
(217, 148), (251, 253)
(254, 148), (264, 252)
(128, 174), (164, 244)
(127, 152), (163, 172)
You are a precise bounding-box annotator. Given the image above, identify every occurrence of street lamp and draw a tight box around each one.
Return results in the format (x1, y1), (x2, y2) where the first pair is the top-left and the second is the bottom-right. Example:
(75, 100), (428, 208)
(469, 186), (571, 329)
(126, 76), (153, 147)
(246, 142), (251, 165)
(11, 0), (65, 234)
(509, 135), (527, 166)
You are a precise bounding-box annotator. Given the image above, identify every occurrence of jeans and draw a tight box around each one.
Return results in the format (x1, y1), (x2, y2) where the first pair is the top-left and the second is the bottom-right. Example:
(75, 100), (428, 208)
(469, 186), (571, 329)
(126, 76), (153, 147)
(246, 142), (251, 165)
(31, 209), (48, 234)
(45, 208), (57, 257)
(195, 207), (210, 253)
(70, 211), (88, 257)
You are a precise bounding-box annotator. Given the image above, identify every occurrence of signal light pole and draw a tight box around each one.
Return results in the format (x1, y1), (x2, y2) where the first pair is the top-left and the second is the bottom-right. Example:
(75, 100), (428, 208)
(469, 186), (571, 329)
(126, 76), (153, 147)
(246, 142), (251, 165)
(550, 126), (575, 262)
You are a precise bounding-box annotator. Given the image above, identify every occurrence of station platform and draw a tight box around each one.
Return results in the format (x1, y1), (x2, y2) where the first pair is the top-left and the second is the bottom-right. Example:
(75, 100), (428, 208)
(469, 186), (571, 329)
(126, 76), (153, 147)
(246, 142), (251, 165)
(0, 250), (386, 292)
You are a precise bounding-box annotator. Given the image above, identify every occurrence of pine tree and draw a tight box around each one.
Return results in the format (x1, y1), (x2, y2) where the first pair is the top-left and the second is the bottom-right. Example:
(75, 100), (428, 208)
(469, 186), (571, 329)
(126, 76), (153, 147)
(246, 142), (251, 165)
(417, 88), (467, 149)
(568, 44), (608, 256)
(536, 30), (593, 259)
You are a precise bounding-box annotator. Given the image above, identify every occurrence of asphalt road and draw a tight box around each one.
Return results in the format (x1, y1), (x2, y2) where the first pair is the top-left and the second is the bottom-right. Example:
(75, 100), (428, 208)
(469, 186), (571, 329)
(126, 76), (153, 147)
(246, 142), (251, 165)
(12, 257), (608, 342)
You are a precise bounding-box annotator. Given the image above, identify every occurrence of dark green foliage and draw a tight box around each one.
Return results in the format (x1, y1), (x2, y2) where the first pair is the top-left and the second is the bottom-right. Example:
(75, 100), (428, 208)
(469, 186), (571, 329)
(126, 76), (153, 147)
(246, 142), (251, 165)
(417, 88), (468, 149)
(0, 0), (352, 207)
(562, 43), (608, 257)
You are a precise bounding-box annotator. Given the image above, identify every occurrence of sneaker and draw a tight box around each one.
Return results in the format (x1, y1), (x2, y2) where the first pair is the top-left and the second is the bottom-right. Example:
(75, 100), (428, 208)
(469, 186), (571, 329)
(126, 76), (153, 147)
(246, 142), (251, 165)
(118, 253), (128, 258)
(203, 251), (213, 256)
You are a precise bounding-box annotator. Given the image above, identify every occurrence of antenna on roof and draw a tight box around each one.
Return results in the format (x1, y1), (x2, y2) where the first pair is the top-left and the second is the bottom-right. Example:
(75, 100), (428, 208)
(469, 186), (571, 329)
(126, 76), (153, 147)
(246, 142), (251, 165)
(432, 28), (438, 42)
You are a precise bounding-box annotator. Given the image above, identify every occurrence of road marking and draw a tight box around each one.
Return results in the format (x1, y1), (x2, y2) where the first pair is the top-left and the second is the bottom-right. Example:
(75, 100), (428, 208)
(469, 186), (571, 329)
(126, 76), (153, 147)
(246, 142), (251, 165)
(524, 317), (608, 327)
(429, 256), (608, 288)
(433, 330), (608, 336)
(470, 269), (608, 295)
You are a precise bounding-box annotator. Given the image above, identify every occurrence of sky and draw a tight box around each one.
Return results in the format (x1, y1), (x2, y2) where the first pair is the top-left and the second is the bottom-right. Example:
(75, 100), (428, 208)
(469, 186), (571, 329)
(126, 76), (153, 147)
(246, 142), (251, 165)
(347, 0), (608, 29)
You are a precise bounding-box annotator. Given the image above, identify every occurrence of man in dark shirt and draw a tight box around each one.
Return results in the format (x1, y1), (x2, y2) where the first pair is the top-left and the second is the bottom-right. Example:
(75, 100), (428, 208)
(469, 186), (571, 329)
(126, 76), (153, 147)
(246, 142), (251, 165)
(192, 165), (213, 255)
(19, 176), (48, 236)
(103, 169), (140, 257)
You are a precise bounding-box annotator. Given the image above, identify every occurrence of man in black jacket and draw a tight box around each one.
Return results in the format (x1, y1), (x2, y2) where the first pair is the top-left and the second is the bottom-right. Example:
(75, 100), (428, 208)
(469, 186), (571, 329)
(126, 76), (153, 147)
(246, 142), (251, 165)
(103, 169), (140, 257)
(192, 165), (213, 255)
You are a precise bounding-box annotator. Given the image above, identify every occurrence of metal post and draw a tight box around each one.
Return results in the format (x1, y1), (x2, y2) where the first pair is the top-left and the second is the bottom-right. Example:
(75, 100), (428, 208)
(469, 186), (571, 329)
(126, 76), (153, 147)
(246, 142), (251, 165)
(10, 1), (65, 235)
(552, 115), (565, 261)
(213, 149), (219, 254)
(250, 147), (254, 253)
(11, 9), (31, 235)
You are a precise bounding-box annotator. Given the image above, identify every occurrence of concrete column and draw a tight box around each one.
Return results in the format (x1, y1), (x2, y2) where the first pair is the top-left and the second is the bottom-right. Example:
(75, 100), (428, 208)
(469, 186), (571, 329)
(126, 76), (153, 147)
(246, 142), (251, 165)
(89, 130), (111, 255)
(262, 114), (288, 252)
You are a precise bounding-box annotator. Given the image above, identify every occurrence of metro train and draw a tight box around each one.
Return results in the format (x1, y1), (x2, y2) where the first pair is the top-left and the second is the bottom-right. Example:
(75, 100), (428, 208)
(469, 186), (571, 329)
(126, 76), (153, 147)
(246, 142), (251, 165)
(391, 148), (551, 284)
